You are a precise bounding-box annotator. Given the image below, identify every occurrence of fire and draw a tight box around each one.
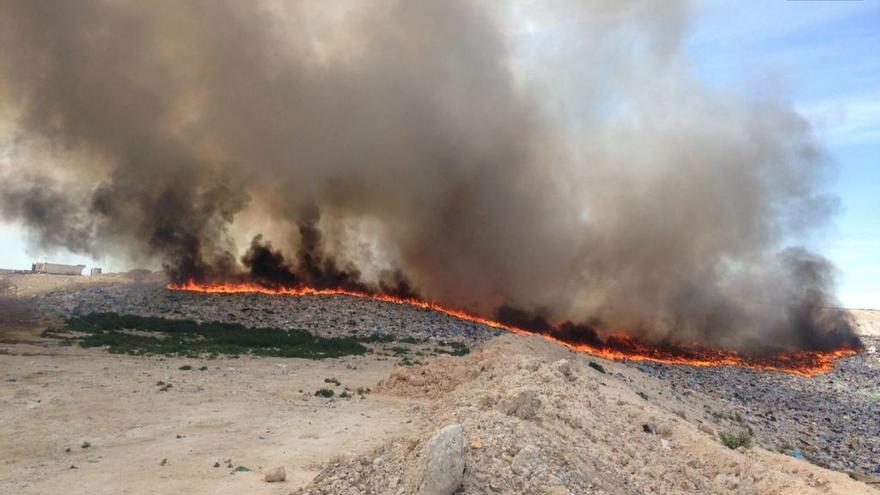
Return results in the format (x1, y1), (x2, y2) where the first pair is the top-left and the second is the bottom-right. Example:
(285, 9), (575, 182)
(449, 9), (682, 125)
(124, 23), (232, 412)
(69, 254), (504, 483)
(168, 280), (860, 376)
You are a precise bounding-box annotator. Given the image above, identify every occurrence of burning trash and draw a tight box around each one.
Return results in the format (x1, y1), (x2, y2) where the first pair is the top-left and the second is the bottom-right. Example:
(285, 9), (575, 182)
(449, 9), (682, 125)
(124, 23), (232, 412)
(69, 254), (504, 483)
(169, 279), (861, 375)
(0, 1), (864, 372)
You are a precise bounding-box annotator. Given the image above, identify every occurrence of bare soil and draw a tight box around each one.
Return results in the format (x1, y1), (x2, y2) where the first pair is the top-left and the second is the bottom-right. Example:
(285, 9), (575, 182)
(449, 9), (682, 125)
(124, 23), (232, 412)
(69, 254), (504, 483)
(1, 272), (877, 494)
(1, 325), (420, 495)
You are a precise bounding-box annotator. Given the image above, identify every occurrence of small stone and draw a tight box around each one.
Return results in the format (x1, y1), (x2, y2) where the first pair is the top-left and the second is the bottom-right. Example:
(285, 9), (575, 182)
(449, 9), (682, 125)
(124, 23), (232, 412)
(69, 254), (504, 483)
(213, 462), (220, 468)
(264, 466), (286, 482)
(470, 438), (483, 449)
(160, 458), (167, 466)
(511, 445), (541, 476)
(80, 441), (91, 449)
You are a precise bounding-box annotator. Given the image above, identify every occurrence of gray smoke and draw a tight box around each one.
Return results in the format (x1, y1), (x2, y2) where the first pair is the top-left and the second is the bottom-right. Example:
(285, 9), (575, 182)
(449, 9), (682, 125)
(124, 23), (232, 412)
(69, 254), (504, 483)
(0, 0), (858, 353)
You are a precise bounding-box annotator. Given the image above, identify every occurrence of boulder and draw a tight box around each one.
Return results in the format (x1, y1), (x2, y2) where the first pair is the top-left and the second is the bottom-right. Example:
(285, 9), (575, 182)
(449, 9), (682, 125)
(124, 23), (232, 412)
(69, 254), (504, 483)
(418, 424), (465, 495)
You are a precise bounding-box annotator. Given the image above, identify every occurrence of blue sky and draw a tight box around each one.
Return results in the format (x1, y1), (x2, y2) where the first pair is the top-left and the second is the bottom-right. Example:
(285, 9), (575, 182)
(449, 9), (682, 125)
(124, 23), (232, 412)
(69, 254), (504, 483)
(685, 0), (880, 308)
(1, 0), (878, 308)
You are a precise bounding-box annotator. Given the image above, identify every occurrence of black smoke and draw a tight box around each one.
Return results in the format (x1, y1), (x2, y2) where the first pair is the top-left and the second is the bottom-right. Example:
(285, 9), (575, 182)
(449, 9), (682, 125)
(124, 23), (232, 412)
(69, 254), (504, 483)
(0, 0), (860, 353)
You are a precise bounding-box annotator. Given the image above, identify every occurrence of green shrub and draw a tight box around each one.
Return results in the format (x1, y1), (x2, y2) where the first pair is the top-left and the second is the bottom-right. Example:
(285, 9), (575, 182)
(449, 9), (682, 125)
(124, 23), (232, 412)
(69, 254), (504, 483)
(55, 312), (367, 359)
(588, 361), (606, 374)
(434, 340), (470, 356)
(314, 388), (335, 398)
(360, 333), (395, 343)
(719, 431), (752, 450)
(400, 356), (422, 366)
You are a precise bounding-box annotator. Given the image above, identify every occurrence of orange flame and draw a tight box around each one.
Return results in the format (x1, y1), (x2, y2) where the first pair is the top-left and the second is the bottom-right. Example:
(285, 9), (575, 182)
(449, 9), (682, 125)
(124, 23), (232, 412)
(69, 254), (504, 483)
(167, 280), (859, 376)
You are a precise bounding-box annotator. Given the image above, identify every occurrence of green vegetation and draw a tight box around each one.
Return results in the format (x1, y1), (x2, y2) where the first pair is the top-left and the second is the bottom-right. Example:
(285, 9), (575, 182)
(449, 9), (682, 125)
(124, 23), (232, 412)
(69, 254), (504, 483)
(434, 340), (470, 356)
(324, 377), (341, 386)
(360, 333), (395, 343)
(588, 361), (606, 374)
(719, 431), (752, 450)
(399, 356), (423, 366)
(47, 312), (368, 359)
(314, 388), (335, 398)
(179, 365), (192, 370)
(636, 391), (648, 401)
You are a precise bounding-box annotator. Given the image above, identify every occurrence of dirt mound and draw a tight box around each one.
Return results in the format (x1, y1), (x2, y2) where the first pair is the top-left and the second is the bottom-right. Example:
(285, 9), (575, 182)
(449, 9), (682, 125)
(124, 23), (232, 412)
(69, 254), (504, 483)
(377, 354), (486, 399)
(850, 309), (880, 336)
(296, 335), (873, 495)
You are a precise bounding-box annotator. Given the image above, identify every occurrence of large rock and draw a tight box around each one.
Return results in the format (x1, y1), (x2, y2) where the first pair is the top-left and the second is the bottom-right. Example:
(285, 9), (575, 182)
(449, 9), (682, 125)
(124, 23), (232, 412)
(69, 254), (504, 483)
(418, 424), (465, 495)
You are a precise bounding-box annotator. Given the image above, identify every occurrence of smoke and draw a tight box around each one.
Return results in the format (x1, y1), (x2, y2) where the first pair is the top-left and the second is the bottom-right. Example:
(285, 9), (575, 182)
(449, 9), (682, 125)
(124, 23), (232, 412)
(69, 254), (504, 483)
(0, 0), (859, 353)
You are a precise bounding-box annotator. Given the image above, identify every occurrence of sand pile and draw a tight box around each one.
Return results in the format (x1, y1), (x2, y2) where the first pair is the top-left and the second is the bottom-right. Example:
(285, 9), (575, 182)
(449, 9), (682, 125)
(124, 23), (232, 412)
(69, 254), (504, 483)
(295, 335), (872, 495)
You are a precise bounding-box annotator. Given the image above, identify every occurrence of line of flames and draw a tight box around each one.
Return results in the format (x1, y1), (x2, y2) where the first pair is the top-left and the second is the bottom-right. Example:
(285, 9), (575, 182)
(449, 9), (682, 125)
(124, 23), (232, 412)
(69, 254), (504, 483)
(167, 280), (859, 376)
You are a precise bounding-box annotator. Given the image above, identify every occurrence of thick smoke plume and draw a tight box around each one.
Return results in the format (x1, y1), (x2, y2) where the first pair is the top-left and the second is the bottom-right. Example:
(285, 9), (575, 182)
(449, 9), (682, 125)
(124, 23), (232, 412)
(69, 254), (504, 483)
(0, 0), (859, 353)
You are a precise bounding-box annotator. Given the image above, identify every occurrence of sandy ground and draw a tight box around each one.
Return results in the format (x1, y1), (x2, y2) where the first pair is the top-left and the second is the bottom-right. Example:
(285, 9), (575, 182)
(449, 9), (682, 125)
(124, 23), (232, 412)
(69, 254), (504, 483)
(1, 272), (877, 494)
(0, 273), (424, 494)
(300, 334), (876, 494)
(0, 272), (142, 298)
(0, 328), (421, 494)
(850, 309), (880, 336)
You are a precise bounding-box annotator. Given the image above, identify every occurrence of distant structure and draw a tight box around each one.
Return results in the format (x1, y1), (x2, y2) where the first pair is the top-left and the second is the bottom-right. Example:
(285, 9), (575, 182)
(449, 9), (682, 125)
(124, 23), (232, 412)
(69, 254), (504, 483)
(90, 267), (103, 275)
(31, 262), (86, 276)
